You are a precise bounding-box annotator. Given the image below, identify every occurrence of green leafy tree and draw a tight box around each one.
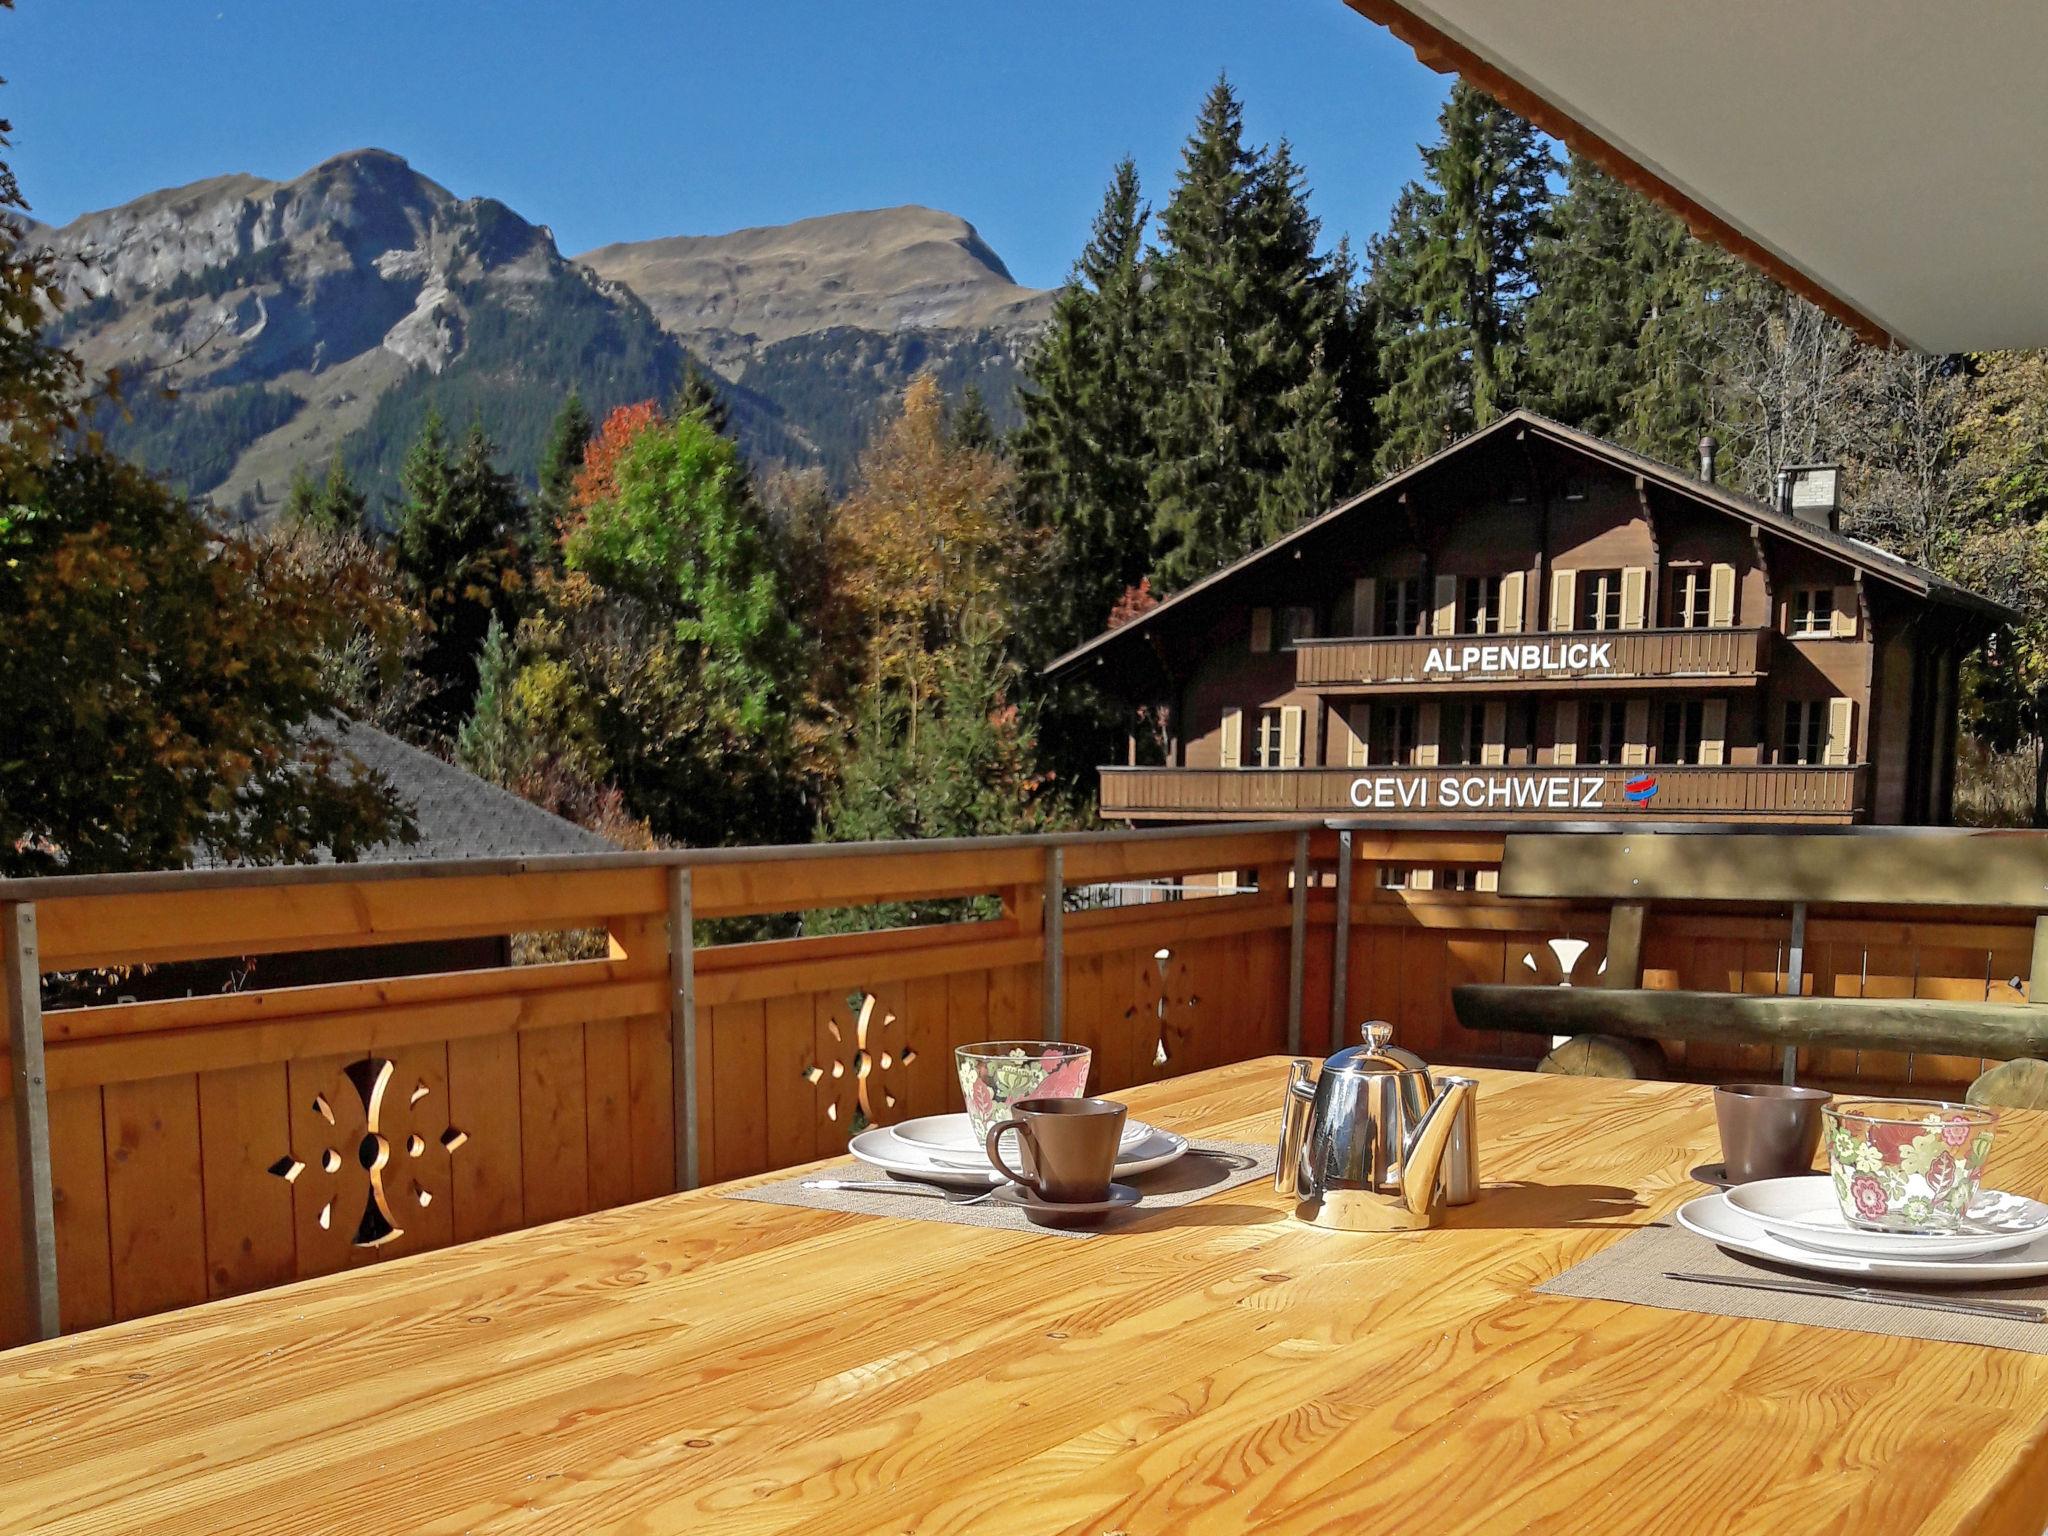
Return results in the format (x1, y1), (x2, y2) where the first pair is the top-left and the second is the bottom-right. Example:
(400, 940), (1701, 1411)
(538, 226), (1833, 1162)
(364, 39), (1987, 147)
(393, 414), (530, 741)
(1014, 156), (1157, 644)
(1371, 83), (1557, 471)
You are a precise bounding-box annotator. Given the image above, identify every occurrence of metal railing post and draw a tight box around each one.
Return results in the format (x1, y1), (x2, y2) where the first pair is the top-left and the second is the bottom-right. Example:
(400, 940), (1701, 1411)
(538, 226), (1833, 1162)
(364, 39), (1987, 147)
(1329, 831), (1353, 1048)
(1782, 900), (1807, 1085)
(1286, 832), (1309, 1055)
(668, 868), (699, 1191)
(5, 902), (59, 1340)
(1042, 847), (1065, 1040)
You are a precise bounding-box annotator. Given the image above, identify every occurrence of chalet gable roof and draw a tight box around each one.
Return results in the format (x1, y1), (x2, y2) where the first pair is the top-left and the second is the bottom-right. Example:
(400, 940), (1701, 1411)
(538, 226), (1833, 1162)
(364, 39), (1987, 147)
(1043, 409), (2012, 680)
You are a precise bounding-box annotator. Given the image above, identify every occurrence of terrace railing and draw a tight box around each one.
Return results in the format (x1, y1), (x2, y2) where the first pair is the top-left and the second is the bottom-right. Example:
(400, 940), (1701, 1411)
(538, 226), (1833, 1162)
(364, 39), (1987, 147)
(1, 819), (2039, 1347)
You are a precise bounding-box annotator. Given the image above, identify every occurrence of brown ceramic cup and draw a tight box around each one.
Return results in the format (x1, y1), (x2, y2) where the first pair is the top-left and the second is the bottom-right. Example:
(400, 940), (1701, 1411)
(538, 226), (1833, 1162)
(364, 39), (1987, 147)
(1715, 1082), (1832, 1184)
(984, 1096), (1127, 1203)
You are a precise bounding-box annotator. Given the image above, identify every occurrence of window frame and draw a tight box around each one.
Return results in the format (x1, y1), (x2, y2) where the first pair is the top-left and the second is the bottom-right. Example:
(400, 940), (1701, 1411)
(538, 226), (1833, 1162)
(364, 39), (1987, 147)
(1790, 587), (1836, 637)
(1782, 700), (1826, 765)
(1579, 569), (1625, 632)
(1462, 575), (1504, 635)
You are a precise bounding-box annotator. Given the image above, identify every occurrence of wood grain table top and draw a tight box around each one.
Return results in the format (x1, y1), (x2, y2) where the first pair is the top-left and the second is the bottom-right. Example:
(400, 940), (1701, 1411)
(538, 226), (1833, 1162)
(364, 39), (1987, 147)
(4, 1059), (2047, 1535)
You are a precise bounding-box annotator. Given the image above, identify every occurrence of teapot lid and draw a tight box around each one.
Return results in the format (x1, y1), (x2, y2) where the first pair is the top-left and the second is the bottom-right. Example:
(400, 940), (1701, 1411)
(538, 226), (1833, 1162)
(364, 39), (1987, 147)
(1324, 1021), (1430, 1076)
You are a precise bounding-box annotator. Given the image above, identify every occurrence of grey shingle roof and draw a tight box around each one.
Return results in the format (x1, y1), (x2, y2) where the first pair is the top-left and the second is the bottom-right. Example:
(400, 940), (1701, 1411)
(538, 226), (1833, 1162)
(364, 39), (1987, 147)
(289, 718), (617, 864)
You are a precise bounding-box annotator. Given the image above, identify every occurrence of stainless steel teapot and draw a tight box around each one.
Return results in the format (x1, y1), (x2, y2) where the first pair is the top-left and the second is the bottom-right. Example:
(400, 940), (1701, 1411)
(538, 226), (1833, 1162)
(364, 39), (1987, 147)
(1275, 1022), (1478, 1232)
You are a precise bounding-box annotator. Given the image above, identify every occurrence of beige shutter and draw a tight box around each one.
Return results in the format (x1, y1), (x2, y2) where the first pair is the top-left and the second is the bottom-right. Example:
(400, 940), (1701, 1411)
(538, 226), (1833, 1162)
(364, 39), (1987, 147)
(1622, 699), (1651, 766)
(1408, 869), (1436, 891)
(1481, 702), (1507, 766)
(1498, 570), (1526, 634)
(1699, 699), (1727, 766)
(1831, 585), (1859, 638)
(1620, 567), (1649, 630)
(1824, 697), (1855, 765)
(1344, 702), (1371, 767)
(1415, 702), (1441, 767)
(1351, 577), (1377, 636)
(1219, 708), (1243, 769)
(1552, 700), (1579, 765)
(1431, 575), (1458, 635)
(1249, 608), (1272, 654)
(1550, 568), (1577, 631)
(1474, 868), (1499, 893)
(1708, 563), (1736, 627)
(1279, 705), (1304, 769)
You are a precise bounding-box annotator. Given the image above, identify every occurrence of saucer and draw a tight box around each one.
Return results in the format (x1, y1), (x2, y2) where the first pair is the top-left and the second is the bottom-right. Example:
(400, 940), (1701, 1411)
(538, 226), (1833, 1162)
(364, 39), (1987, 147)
(992, 1181), (1141, 1224)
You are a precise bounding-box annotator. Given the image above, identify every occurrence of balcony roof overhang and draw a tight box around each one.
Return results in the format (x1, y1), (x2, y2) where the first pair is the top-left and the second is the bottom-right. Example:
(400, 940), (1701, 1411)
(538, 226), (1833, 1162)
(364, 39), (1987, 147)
(1344, 0), (2048, 351)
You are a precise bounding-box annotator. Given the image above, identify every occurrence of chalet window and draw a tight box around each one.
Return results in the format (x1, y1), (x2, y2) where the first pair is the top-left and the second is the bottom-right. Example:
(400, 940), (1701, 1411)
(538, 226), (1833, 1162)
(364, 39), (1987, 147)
(1279, 605), (1316, 649)
(1791, 587), (1835, 637)
(1437, 702), (1486, 767)
(1582, 700), (1629, 765)
(1379, 577), (1422, 637)
(1562, 474), (1587, 502)
(1671, 566), (1712, 629)
(1463, 575), (1504, 635)
(1579, 569), (1625, 631)
(1658, 700), (1706, 765)
(1370, 702), (1419, 765)
(1254, 706), (1304, 769)
(1250, 607), (1273, 653)
(1782, 700), (1827, 765)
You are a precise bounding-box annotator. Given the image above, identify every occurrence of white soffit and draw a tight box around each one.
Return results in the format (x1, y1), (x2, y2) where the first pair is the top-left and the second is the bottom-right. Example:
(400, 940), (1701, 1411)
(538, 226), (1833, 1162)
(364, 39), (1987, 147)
(1356, 2), (2047, 352)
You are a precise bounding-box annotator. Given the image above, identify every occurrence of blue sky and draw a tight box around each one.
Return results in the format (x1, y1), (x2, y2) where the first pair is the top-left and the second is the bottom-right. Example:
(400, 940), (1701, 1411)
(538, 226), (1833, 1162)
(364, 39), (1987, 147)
(5, 0), (1449, 290)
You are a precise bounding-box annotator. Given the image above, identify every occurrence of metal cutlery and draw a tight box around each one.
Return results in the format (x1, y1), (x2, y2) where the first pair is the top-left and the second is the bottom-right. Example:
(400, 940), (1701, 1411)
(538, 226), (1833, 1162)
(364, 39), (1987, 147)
(1665, 1270), (2047, 1323)
(803, 1178), (999, 1206)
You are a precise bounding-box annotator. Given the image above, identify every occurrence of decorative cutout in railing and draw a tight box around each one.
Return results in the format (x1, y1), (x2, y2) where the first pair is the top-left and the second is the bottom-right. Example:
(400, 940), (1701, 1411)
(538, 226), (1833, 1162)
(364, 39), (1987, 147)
(803, 991), (916, 1130)
(1517, 936), (1607, 988)
(268, 1056), (467, 1247)
(1128, 946), (1202, 1068)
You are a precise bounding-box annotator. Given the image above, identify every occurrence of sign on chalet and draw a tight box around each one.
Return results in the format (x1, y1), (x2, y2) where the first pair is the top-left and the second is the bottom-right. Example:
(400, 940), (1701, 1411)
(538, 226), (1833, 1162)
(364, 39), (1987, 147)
(1047, 411), (2012, 828)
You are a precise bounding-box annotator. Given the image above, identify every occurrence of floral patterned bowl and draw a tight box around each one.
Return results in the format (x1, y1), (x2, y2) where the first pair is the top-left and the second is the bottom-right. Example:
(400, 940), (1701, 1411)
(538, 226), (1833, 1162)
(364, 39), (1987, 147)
(956, 1042), (1091, 1142)
(1823, 1098), (1997, 1233)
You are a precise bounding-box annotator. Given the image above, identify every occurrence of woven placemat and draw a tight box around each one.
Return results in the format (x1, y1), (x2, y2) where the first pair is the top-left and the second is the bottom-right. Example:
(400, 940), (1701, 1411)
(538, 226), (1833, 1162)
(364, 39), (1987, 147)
(1539, 1220), (2048, 1354)
(726, 1139), (1275, 1239)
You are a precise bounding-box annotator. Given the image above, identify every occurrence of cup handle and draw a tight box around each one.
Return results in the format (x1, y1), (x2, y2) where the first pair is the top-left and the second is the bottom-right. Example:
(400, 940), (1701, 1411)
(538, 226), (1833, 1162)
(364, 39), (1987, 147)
(985, 1120), (1045, 1197)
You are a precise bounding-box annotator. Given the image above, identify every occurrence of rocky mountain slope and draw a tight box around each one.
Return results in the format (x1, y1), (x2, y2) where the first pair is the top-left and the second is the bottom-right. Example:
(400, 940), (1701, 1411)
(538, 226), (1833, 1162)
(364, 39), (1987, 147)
(33, 152), (1051, 512)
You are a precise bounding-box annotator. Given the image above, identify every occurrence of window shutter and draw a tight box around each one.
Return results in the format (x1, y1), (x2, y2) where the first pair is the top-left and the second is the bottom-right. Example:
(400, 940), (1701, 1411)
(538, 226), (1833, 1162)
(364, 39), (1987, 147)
(1498, 571), (1526, 634)
(1550, 568), (1577, 631)
(1824, 697), (1855, 765)
(1699, 699), (1727, 766)
(1620, 567), (1649, 630)
(1708, 563), (1736, 627)
(1249, 608), (1272, 654)
(1431, 575), (1458, 635)
(1408, 869), (1436, 891)
(1481, 702), (1507, 766)
(1351, 577), (1377, 636)
(1279, 705), (1304, 769)
(1344, 703), (1371, 767)
(1622, 699), (1650, 766)
(1415, 702), (1441, 767)
(1475, 868), (1499, 893)
(1553, 700), (1578, 765)
(1219, 708), (1242, 769)
(1831, 585), (1859, 638)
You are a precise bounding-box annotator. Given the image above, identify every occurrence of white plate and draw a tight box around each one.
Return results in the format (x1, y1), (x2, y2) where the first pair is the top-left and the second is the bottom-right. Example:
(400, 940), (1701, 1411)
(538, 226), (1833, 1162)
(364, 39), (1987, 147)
(849, 1124), (1188, 1188)
(992, 1182), (1141, 1220)
(1724, 1177), (2048, 1259)
(1676, 1192), (2048, 1284)
(888, 1112), (1146, 1156)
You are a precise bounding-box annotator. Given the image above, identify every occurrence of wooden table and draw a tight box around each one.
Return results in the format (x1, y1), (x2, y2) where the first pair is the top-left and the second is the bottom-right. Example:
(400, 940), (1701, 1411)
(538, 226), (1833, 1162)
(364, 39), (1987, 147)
(5, 1061), (2048, 1534)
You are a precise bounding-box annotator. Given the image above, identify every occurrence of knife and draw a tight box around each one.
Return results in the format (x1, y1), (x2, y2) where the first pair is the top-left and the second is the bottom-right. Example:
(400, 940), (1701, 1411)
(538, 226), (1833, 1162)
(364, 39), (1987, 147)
(1664, 1270), (2047, 1323)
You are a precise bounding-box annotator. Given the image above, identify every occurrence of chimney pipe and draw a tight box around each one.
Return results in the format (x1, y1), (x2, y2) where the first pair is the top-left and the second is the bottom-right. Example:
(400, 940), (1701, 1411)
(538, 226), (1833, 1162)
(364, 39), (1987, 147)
(1773, 467), (1793, 513)
(1697, 434), (1718, 485)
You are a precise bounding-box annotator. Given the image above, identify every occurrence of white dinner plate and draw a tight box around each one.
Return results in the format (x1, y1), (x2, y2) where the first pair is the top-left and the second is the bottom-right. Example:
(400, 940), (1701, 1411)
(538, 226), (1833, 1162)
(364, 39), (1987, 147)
(888, 1112), (1146, 1157)
(849, 1123), (1189, 1188)
(1723, 1177), (2048, 1259)
(1676, 1192), (2048, 1284)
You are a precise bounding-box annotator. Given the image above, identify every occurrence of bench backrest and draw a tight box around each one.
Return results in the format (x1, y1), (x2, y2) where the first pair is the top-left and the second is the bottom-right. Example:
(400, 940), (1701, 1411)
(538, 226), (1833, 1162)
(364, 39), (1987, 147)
(1497, 831), (2048, 909)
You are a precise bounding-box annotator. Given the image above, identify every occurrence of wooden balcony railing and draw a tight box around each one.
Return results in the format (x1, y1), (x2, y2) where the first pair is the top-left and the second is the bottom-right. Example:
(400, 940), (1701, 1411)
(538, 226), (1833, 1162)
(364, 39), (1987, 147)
(1294, 627), (1769, 692)
(1100, 764), (1867, 821)
(0, 813), (2030, 1350)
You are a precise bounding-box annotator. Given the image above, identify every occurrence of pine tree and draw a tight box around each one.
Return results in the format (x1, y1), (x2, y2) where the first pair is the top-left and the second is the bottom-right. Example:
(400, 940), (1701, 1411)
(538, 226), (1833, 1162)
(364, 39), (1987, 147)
(394, 415), (529, 741)
(1145, 79), (1346, 589)
(1014, 156), (1156, 642)
(1371, 83), (1557, 472)
(672, 361), (730, 436)
(533, 390), (592, 561)
(455, 615), (533, 788)
(282, 452), (368, 537)
(948, 384), (999, 455)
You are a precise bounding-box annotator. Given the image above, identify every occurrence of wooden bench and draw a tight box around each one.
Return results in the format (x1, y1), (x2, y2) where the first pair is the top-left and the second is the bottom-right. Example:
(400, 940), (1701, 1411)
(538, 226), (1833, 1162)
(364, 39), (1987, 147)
(1450, 830), (2048, 1103)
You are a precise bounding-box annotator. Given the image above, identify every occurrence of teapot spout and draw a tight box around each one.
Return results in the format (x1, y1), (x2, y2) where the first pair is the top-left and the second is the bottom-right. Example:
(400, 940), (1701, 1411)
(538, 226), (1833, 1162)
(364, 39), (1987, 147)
(1398, 1076), (1478, 1215)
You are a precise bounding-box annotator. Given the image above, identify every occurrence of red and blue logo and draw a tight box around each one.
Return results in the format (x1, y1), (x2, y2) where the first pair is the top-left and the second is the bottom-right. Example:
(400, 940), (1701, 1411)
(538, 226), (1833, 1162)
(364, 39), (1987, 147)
(1623, 774), (1659, 807)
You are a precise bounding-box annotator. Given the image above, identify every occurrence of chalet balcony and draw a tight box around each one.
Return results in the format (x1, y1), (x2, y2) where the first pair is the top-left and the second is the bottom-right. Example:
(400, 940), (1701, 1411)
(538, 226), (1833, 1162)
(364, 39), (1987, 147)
(1293, 626), (1769, 693)
(1099, 762), (1868, 822)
